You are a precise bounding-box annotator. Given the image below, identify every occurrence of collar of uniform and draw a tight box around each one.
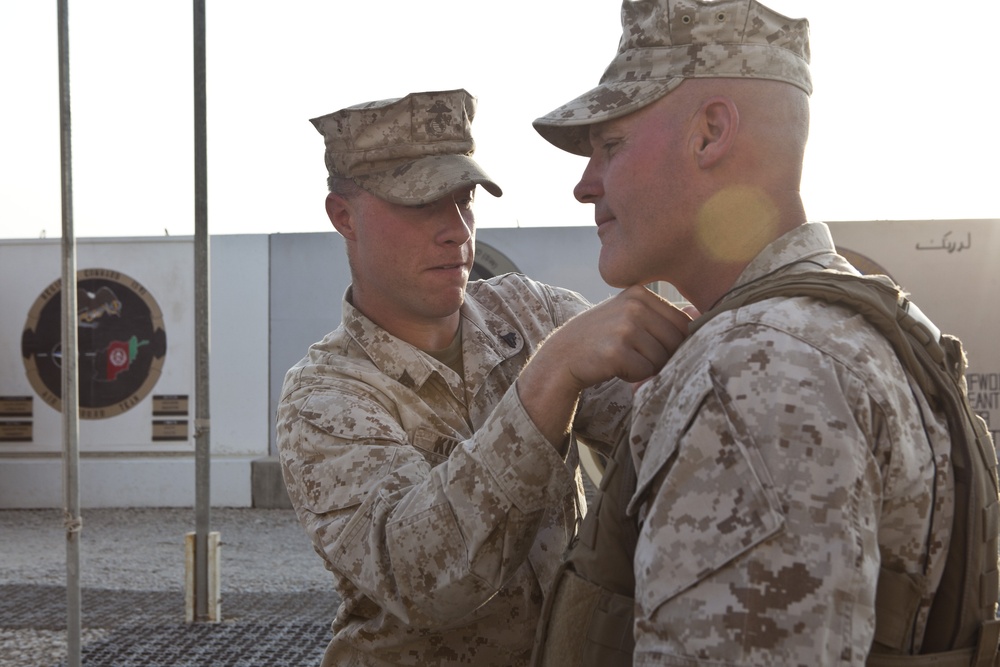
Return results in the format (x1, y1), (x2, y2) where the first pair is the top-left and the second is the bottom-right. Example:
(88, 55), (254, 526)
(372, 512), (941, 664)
(730, 222), (837, 291)
(340, 287), (523, 393)
(341, 290), (441, 390)
(459, 289), (525, 394)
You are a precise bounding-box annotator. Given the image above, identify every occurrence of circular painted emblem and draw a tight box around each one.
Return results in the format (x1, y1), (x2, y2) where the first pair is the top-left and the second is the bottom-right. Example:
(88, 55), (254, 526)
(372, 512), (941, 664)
(21, 269), (167, 419)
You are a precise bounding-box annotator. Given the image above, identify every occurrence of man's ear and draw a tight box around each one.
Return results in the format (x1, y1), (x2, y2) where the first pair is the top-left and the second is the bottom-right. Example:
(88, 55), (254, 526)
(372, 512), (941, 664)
(325, 192), (357, 240)
(692, 96), (739, 169)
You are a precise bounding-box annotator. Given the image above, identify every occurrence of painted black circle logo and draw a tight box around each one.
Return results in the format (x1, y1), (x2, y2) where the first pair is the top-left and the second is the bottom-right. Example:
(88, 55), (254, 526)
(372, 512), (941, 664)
(21, 269), (167, 419)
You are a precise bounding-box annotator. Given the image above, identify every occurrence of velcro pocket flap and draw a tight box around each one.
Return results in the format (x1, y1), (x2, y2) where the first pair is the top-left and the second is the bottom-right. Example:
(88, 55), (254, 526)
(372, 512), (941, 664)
(634, 366), (786, 617)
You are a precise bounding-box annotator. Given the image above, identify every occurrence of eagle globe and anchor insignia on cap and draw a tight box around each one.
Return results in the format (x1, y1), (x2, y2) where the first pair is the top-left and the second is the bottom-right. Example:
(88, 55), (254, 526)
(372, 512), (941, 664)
(21, 268), (168, 419)
(425, 100), (455, 136)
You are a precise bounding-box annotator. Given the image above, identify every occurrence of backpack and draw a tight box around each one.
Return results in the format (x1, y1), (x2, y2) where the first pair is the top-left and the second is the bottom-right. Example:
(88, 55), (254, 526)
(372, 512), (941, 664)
(531, 270), (1000, 667)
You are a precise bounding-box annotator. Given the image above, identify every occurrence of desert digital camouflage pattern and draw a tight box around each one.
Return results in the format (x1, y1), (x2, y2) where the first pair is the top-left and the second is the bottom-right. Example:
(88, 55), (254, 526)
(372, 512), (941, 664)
(310, 89), (503, 206)
(277, 273), (631, 667)
(627, 223), (953, 665)
(533, 0), (812, 156)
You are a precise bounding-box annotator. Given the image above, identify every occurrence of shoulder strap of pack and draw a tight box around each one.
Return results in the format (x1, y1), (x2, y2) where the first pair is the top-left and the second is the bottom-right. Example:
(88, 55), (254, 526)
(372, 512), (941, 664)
(692, 272), (943, 401)
(691, 270), (999, 657)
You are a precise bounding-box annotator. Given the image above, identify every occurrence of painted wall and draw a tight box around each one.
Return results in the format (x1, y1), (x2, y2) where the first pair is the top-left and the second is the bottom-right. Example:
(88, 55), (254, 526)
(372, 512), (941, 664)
(2, 220), (996, 507)
(0, 235), (269, 507)
(0, 228), (611, 508)
(827, 219), (1000, 443)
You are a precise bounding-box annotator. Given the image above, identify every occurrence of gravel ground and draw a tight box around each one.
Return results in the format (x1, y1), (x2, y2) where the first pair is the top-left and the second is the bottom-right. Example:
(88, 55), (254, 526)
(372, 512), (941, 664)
(0, 507), (338, 667)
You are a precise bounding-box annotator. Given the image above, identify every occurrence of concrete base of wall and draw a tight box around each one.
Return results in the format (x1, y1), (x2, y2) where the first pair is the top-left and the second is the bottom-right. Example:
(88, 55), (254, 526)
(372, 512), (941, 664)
(250, 456), (292, 509)
(0, 457), (255, 508)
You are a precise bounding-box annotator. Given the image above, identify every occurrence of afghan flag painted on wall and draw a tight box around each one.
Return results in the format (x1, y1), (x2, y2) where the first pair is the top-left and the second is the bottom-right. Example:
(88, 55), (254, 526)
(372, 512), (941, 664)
(105, 336), (149, 381)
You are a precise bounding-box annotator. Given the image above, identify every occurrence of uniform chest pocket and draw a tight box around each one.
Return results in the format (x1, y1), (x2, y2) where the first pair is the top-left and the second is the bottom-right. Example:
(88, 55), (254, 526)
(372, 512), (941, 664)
(633, 366), (786, 618)
(411, 427), (462, 465)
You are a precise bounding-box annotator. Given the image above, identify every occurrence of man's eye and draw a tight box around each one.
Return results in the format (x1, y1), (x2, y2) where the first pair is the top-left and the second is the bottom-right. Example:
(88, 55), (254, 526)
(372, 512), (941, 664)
(455, 190), (475, 209)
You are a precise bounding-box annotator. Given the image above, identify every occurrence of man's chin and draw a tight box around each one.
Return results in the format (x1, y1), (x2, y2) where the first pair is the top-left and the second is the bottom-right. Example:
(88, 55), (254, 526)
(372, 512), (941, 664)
(598, 255), (633, 290)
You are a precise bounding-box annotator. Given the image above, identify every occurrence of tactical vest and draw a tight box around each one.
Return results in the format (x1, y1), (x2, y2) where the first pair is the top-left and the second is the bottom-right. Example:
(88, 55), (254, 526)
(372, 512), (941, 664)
(530, 430), (638, 667)
(531, 270), (1000, 667)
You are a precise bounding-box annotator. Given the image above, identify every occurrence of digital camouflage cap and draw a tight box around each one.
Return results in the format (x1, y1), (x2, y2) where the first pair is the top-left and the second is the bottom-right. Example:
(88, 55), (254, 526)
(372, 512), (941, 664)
(311, 89), (503, 206)
(533, 0), (812, 156)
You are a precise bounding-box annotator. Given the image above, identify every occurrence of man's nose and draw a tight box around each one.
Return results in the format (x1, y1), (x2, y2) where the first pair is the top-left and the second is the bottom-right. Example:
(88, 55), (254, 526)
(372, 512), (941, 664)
(438, 198), (473, 245)
(574, 158), (603, 204)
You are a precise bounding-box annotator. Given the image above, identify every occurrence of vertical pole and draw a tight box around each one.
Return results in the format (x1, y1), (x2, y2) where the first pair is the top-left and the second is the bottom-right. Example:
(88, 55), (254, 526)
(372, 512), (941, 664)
(192, 0), (212, 622)
(56, 0), (82, 664)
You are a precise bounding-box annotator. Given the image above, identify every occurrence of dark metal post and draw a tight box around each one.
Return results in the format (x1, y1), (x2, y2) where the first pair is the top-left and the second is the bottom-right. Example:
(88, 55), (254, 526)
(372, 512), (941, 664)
(192, 0), (212, 622)
(57, 0), (82, 664)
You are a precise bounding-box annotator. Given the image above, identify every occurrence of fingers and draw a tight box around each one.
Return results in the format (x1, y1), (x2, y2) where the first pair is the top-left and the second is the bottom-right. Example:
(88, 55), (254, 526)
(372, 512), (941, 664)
(553, 286), (692, 387)
(682, 305), (701, 319)
(607, 324), (675, 384)
(611, 285), (691, 358)
(515, 287), (694, 448)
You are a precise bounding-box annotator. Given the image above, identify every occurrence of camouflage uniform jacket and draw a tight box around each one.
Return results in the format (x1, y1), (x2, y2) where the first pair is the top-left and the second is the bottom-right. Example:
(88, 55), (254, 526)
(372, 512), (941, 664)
(277, 272), (631, 667)
(629, 223), (953, 666)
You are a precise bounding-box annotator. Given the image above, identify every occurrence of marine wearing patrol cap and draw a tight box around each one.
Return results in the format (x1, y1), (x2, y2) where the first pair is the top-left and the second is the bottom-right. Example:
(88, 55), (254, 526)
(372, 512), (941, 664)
(311, 89), (503, 206)
(533, 0), (812, 156)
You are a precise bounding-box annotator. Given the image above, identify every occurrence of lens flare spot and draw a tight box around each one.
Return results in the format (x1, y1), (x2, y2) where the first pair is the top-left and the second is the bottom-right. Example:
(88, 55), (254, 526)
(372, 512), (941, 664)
(696, 185), (779, 263)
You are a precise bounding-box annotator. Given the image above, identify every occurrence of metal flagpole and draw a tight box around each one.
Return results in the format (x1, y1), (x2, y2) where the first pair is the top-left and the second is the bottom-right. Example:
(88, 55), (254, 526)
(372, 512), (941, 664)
(192, 0), (212, 623)
(56, 0), (82, 664)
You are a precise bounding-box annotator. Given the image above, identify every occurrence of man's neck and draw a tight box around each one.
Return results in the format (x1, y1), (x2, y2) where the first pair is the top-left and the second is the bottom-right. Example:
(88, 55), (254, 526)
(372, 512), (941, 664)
(348, 285), (463, 351)
(376, 315), (462, 352)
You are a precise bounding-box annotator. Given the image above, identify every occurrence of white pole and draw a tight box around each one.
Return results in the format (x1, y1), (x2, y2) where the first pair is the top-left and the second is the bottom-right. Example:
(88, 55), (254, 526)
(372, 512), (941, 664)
(56, 0), (82, 663)
(192, 0), (214, 622)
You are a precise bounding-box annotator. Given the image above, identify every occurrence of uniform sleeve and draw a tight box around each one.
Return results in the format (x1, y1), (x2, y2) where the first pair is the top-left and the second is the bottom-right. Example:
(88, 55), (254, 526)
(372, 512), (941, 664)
(537, 281), (634, 455)
(277, 373), (576, 629)
(631, 330), (886, 665)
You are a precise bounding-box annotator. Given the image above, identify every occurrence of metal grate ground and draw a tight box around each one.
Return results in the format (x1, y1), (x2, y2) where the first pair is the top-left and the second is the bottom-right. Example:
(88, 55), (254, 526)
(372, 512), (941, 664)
(63, 621), (330, 667)
(1, 584), (338, 667)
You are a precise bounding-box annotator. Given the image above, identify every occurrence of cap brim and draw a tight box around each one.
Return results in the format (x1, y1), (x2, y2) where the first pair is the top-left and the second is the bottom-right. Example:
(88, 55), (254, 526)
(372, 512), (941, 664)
(355, 154), (502, 206)
(533, 78), (684, 156)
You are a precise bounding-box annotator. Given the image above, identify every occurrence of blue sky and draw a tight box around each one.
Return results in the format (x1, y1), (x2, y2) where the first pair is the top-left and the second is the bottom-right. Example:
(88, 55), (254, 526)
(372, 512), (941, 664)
(1, 1), (997, 240)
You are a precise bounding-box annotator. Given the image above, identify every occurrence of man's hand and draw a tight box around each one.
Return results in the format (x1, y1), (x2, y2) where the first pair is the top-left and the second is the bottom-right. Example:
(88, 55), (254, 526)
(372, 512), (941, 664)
(517, 285), (692, 449)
